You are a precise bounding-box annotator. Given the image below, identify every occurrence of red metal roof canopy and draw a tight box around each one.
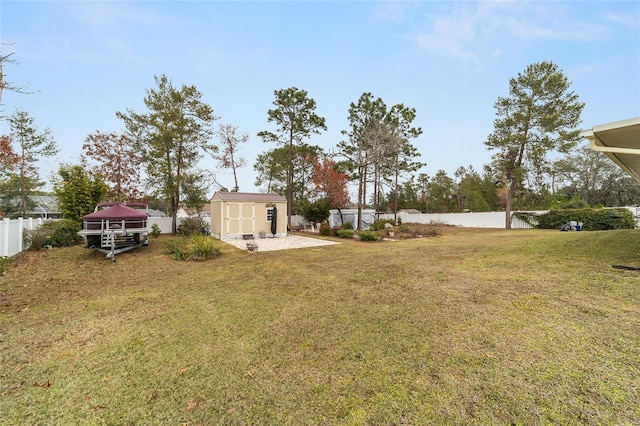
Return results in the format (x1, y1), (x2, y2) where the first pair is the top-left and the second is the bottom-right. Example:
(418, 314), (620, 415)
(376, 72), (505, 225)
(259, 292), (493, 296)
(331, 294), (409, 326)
(83, 204), (148, 221)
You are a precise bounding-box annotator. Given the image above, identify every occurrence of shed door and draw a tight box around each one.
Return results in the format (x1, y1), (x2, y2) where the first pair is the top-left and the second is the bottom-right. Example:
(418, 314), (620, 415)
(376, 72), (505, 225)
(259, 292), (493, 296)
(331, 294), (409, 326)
(226, 202), (255, 235)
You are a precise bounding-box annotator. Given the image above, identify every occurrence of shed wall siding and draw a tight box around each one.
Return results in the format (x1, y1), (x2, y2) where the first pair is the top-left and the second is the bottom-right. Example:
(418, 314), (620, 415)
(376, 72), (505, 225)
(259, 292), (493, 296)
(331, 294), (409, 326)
(209, 193), (288, 240)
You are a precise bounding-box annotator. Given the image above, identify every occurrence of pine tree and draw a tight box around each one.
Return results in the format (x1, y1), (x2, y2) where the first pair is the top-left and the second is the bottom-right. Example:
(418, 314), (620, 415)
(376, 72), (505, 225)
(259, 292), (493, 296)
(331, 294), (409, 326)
(485, 61), (584, 228)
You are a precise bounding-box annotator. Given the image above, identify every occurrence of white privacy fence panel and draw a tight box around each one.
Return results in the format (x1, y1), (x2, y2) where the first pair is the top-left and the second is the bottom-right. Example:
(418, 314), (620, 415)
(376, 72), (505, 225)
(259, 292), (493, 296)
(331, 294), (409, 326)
(0, 218), (45, 257)
(147, 216), (211, 234)
(148, 217), (176, 234)
(377, 211), (543, 229)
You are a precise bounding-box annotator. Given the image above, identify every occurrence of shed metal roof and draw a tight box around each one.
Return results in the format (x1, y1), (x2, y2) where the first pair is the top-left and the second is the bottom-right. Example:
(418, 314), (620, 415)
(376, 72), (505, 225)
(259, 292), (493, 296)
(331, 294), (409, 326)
(583, 117), (640, 184)
(213, 192), (286, 203)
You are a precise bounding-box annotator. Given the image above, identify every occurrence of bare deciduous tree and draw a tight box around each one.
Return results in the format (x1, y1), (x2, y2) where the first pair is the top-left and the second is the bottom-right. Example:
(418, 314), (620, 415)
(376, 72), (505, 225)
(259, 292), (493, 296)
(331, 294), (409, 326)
(215, 124), (247, 192)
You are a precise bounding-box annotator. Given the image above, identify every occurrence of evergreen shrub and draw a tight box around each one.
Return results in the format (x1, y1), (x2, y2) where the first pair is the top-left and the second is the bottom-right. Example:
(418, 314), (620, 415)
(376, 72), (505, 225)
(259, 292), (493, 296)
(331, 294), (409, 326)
(24, 220), (82, 250)
(150, 223), (162, 237)
(336, 229), (355, 238)
(358, 231), (380, 241)
(535, 208), (635, 230)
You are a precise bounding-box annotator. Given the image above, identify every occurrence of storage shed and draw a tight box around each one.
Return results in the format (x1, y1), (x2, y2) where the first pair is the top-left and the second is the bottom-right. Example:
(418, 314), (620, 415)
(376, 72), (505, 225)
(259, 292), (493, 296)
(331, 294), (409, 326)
(210, 192), (287, 240)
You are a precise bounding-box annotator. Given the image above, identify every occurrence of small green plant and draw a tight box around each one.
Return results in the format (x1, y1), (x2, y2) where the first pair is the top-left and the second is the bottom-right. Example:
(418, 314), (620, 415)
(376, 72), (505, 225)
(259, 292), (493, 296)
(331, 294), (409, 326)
(150, 223), (162, 238)
(336, 229), (355, 238)
(358, 231), (380, 241)
(0, 256), (10, 275)
(164, 238), (183, 260)
(341, 222), (353, 230)
(166, 235), (222, 261)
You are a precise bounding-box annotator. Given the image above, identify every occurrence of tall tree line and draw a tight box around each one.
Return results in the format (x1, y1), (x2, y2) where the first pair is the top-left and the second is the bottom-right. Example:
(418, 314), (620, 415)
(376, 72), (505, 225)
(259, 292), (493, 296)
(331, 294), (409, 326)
(5, 58), (639, 225)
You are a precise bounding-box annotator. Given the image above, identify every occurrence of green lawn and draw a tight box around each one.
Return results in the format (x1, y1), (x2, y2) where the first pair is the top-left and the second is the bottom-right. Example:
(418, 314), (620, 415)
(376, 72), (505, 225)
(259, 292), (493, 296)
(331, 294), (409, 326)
(1, 228), (639, 425)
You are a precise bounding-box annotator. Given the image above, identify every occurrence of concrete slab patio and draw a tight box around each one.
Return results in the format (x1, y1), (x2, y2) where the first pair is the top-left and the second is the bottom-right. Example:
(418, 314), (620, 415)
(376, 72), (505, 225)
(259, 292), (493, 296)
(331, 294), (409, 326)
(222, 235), (340, 252)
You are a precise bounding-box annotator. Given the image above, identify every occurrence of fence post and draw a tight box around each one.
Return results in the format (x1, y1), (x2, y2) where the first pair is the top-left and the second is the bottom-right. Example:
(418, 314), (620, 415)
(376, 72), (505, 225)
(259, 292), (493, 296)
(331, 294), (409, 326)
(1, 218), (9, 257)
(18, 217), (24, 252)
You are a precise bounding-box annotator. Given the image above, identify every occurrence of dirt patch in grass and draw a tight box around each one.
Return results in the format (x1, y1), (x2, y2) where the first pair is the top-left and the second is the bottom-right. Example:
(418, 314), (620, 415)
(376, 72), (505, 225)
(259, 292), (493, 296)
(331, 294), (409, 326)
(1, 228), (639, 424)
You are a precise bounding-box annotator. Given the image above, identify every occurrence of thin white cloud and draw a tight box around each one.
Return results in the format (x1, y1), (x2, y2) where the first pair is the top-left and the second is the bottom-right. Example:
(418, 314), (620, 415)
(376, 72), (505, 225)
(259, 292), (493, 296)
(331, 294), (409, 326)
(68, 2), (169, 30)
(372, 1), (417, 24)
(413, 32), (477, 63)
(406, 2), (620, 63)
(406, 2), (514, 64)
(48, 3), (212, 68)
(504, 15), (606, 42)
(603, 12), (640, 28)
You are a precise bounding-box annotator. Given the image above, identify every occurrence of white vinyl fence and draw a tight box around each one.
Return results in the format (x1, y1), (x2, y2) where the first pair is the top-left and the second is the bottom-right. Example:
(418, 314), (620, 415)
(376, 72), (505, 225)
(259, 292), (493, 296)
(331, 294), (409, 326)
(292, 211), (543, 230)
(375, 207), (640, 229)
(0, 217), (46, 257)
(377, 211), (541, 229)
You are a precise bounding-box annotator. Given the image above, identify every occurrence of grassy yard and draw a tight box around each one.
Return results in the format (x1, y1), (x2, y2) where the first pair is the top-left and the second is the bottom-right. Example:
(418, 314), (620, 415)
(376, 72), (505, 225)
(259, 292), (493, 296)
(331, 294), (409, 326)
(1, 227), (639, 425)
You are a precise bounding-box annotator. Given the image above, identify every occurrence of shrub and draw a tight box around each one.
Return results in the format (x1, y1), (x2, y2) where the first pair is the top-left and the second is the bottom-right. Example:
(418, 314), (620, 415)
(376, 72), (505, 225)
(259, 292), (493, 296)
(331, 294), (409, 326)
(370, 219), (396, 231)
(165, 235), (222, 261)
(179, 216), (209, 236)
(319, 223), (331, 236)
(535, 208), (635, 231)
(358, 231), (380, 241)
(150, 223), (162, 238)
(23, 228), (48, 251)
(24, 220), (82, 250)
(44, 220), (83, 247)
(341, 222), (353, 230)
(336, 229), (355, 239)
(301, 199), (331, 224)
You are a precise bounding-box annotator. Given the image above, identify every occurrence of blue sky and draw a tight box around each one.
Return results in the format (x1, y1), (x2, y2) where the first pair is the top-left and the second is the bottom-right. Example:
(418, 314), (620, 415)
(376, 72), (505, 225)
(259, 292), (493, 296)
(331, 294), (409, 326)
(2, 1), (639, 196)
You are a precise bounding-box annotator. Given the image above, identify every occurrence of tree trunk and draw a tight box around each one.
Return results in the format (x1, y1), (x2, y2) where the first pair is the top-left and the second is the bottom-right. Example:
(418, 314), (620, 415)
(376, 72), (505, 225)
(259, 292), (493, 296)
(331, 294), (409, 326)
(232, 162), (239, 192)
(171, 195), (178, 234)
(20, 155), (26, 217)
(357, 164), (364, 231)
(505, 180), (515, 229)
(337, 207), (344, 226)
(173, 145), (182, 235)
(394, 160), (399, 224)
(287, 130), (294, 230)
